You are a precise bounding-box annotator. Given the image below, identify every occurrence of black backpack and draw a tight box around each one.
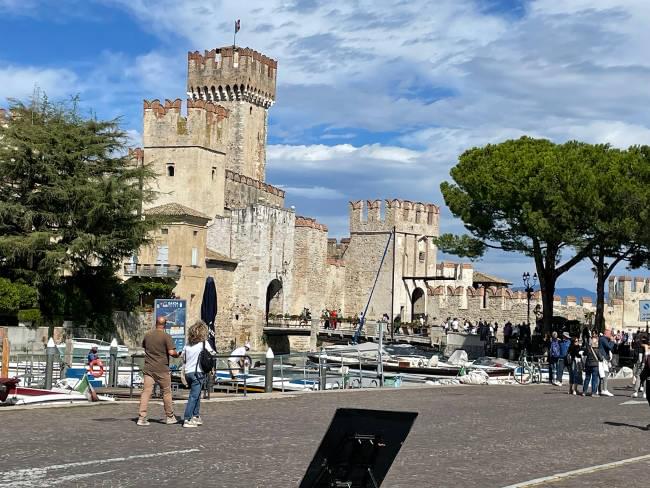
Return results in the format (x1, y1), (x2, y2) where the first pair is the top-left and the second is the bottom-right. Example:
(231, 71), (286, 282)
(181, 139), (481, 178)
(196, 341), (214, 373)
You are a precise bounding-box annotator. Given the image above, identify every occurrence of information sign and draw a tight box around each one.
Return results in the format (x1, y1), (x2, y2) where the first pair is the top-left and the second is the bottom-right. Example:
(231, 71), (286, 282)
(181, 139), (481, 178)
(639, 300), (650, 321)
(154, 299), (187, 351)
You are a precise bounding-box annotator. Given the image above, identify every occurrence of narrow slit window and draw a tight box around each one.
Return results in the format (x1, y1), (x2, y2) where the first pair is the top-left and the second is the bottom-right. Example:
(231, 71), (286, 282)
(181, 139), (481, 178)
(167, 165), (175, 177)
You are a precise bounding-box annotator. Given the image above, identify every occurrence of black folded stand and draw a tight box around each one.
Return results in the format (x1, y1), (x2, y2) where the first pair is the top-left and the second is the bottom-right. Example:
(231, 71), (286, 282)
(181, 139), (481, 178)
(300, 408), (418, 488)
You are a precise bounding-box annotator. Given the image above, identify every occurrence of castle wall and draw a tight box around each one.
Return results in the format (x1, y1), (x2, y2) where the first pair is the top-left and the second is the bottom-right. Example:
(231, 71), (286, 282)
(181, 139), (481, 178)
(224, 169), (285, 209)
(206, 204), (295, 350)
(608, 276), (650, 331)
(143, 99), (231, 218)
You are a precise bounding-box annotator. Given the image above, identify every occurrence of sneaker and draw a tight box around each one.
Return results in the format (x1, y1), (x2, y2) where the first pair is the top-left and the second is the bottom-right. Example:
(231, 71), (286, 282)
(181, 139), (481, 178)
(632, 392), (639, 398)
(165, 415), (179, 425)
(601, 390), (614, 397)
(137, 417), (150, 426)
(593, 392), (599, 397)
(192, 416), (203, 426)
(571, 391), (577, 396)
(183, 419), (197, 428)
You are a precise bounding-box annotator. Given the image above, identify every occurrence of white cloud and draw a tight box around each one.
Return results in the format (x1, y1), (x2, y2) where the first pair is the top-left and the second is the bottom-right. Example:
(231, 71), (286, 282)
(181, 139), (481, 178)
(0, 66), (78, 102)
(268, 143), (422, 171)
(278, 185), (344, 200)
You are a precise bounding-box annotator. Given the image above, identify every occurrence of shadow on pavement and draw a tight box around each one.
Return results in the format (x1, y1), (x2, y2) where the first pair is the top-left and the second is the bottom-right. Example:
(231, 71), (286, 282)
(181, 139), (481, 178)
(604, 421), (649, 431)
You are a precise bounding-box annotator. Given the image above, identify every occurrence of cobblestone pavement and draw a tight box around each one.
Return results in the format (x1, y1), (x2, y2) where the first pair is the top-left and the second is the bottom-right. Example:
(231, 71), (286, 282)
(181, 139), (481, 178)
(1, 380), (649, 487)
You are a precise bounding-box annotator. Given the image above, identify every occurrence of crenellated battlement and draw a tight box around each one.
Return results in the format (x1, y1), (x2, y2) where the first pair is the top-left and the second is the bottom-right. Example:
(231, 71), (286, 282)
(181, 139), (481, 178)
(187, 46), (277, 108)
(349, 199), (440, 235)
(609, 275), (650, 298)
(224, 169), (285, 209)
(295, 216), (328, 232)
(143, 98), (230, 151)
(327, 238), (350, 259)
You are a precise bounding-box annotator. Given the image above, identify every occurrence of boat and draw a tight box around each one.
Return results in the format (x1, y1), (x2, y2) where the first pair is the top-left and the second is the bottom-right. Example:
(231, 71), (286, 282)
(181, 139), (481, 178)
(0, 376), (115, 406)
(309, 343), (515, 378)
(56, 338), (129, 359)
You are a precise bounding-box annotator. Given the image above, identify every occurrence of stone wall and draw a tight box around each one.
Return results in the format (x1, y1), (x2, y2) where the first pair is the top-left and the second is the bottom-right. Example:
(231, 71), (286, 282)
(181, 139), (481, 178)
(207, 204), (295, 350)
(224, 169), (285, 209)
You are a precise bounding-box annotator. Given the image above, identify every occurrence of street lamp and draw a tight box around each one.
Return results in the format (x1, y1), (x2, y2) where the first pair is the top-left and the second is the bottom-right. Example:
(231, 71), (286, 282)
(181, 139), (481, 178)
(522, 272), (538, 327)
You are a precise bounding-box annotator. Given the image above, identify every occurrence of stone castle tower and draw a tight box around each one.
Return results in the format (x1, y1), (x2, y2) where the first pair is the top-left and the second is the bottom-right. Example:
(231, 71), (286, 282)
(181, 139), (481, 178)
(187, 47), (277, 182)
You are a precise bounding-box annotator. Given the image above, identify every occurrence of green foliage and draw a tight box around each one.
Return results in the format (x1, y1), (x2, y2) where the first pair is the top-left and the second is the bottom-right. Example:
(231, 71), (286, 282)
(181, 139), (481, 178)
(0, 278), (38, 314)
(122, 277), (176, 308)
(433, 234), (486, 259)
(0, 95), (157, 332)
(440, 137), (605, 331)
(17, 308), (41, 324)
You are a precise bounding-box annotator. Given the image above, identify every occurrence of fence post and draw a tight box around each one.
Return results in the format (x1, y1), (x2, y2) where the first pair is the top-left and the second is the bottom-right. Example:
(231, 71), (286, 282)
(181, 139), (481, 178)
(109, 338), (118, 388)
(44, 337), (56, 389)
(319, 347), (326, 391)
(265, 348), (274, 393)
(1, 335), (10, 378)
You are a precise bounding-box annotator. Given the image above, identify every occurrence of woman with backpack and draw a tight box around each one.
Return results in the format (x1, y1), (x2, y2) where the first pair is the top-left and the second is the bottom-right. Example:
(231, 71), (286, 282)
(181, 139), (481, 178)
(180, 321), (215, 428)
(582, 334), (603, 397)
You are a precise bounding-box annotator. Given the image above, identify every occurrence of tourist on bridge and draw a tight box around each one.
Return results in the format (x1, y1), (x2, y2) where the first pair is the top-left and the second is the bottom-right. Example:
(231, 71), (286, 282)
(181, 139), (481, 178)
(137, 316), (182, 426)
(180, 321), (215, 428)
(228, 342), (251, 379)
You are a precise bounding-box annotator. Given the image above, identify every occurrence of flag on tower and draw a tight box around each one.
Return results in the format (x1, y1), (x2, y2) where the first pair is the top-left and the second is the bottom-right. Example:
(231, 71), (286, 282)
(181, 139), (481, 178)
(235, 19), (241, 33)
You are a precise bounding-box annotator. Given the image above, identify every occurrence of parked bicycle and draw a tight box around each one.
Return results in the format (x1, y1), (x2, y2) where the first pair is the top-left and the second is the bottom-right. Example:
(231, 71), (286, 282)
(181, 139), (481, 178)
(514, 350), (543, 385)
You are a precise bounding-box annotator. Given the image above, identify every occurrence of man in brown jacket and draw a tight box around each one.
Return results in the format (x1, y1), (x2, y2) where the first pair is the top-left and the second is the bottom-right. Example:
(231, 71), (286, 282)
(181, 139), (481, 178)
(137, 316), (181, 426)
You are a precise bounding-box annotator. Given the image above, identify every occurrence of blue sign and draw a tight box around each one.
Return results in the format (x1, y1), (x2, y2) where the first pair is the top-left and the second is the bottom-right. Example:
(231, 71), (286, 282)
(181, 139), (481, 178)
(640, 300), (650, 321)
(154, 299), (187, 351)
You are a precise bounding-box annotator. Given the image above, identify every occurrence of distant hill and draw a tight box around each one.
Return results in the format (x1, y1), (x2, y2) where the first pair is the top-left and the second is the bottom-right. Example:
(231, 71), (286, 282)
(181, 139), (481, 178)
(512, 287), (601, 303)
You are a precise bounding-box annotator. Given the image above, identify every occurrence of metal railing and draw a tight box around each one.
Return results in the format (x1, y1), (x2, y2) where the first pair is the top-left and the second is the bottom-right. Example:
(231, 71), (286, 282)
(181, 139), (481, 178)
(123, 263), (182, 278)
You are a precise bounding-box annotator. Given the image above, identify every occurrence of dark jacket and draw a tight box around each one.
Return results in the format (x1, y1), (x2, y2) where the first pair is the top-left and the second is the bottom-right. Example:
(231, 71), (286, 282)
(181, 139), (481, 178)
(640, 354), (650, 383)
(598, 336), (614, 358)
(559, 339), (571, 358)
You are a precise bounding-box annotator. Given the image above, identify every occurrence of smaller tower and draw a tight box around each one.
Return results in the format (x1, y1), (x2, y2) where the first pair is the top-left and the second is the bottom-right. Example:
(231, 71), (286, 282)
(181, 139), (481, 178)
(187, 47), (277, 182)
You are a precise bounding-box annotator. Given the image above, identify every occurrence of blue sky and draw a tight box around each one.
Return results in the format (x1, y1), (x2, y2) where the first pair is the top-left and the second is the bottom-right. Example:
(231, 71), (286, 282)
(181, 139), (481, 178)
(3, 0), (650, 292)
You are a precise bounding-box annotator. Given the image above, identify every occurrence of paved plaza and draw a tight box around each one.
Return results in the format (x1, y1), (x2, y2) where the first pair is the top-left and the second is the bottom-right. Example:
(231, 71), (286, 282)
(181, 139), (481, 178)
(1, 380), (649, 487)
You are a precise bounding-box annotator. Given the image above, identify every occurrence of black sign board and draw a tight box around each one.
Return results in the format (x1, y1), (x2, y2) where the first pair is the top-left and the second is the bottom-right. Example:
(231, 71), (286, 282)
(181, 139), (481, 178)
(300, 408), (418, 488)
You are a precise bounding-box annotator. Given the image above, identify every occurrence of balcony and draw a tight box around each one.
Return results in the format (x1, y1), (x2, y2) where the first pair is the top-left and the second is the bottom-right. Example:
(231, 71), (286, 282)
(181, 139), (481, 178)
(123, 263), (182, 279)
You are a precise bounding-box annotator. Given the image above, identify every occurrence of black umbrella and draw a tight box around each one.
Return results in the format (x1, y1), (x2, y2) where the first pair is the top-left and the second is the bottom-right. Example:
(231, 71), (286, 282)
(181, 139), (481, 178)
(200, 276), (218, 351)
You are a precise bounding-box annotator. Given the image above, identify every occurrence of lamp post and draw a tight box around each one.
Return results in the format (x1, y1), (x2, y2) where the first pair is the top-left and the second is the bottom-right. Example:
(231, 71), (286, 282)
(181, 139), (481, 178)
(522, 272), (538, 327)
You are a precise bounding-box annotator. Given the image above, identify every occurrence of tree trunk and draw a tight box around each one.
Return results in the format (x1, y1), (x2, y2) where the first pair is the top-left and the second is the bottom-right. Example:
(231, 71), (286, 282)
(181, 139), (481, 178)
(594, 250), (606, 333)
(540, 275), (556, 334)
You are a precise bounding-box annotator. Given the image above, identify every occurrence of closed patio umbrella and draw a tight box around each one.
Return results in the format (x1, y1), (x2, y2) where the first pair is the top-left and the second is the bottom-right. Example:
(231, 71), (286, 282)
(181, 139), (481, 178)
(200, 276), (218, 351)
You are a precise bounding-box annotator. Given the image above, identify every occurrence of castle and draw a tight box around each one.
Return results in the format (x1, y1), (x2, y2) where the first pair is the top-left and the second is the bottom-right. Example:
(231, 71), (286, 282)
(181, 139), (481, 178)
(125, 44), (646, 351)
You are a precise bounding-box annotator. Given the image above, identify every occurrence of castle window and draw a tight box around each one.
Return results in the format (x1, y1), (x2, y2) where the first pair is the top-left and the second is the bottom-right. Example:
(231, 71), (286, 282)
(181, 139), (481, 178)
(419, 252), (425, 263)
(211, 167), (216, 180)
(161, 228), (168, 235)
(191, 247), (198, 266)
(193, 230), (198, 236)
(249, 106), (253, 115)
(167, 165), (175, 177)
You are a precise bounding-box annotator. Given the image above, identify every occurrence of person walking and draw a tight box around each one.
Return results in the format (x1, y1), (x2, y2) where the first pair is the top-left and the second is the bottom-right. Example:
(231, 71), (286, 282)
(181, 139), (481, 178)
(549, 332), (561, 386)
(638, 339), (650, 429)
(180, 321), (215, 428)
(582, 335), (603, 397)
(567, 336), (583, 395)
(137, 316), (182, 426)
(598, 330), (615, 397)
(557, 332), (571, 386)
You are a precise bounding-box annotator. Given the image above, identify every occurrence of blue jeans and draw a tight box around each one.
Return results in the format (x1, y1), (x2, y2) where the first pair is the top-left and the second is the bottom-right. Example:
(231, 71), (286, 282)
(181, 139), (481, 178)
(548, 358), (558, 383)
(556, 358), (565, 383)
(583, 365), (599, 394)
(184, 372), (204, 421)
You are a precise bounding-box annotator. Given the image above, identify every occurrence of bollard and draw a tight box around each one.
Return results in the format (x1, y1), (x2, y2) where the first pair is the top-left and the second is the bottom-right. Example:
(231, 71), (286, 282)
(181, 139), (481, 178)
(109, 338), (118, 388)
(319, 348), (327, 391)
(44, 337), (56, 390)
(265, 348), (274, 393)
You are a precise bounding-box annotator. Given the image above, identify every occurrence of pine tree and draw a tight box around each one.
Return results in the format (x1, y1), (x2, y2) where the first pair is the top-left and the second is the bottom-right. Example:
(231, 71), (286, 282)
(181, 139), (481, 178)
(0, 95), (155, 332)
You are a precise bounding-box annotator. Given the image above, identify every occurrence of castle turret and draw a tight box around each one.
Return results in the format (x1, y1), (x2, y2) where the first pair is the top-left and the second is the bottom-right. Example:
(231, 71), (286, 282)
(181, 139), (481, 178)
(187, 47), (277, 182)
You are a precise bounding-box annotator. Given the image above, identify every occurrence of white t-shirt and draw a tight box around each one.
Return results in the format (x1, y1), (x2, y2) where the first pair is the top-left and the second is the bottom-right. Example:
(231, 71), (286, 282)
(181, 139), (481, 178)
(182, 341), (215, 373)
(229, 346), (248, 364)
